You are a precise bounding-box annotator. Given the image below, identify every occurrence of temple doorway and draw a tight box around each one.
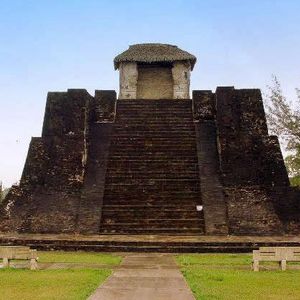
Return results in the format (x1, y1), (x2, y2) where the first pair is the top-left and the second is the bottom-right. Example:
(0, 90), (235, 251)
(137, 64), (173, 99)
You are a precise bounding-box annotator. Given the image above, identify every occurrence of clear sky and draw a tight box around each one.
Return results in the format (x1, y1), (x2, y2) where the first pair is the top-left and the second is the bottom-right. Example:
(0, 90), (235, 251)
(0, 0), (300, 187)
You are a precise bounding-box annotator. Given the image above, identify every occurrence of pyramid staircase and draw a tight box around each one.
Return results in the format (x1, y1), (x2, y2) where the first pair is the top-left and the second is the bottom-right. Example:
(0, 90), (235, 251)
(99, 99), (205, 234)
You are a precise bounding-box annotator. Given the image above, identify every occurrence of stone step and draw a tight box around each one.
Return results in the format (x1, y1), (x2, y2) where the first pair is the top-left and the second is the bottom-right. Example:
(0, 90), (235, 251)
(115, 117), (194, 122)
(117, 102), (192, 106)
(104, 177), (200, 184)
(109, 149), (197, 154)
(108, 158), (199, 163)
(101, 201), (201, 206)
(115, 110), (192, 115)
(108, 154), (198, 158)
(106, 166), (199, 173)
(116, 106), (192, 110)
(113, 126), (195, 130)
(113, 126), (195, 131)
(117, 106), (191, 109)
(106, 167), (199, 172)
(102, 203), (201, 208)
(5, 235), (300, 252)
(101, 205), (201, 210)
(117, 101), (192, 106)
(105, 169), (199, 175)
(101, 213), (201, 220)
(108, 158), (196, 163)
(111, 133), (196, 138)
(111, 135), (196, 140)
(116, 115), (193, 120)
(105, 174), (199, 181)
(101, 198), (200, 203)
(104, 178), (200, 184)
(104, 185), (200, 193)
(108, 149), (198, 154)
(102, 191), (201, 198)
(105, 180), (200, 186)
(108, 153), (198, 157)
(110, 140), (197, 146)
(101, 220), (204, 228)
(100, 99), (203, 234)
(99, 228), (205, 234)
(117, 100), (192, 105)
(115, 115), (193, 119)
(108, 144), (197, 150)
(112, 136), (196, 141)
(107, 158), (198, 164)
(108, 158), (198, 163)
(116, 110), (192, 114)
(109, 142), (197, 147)
(112, 128), (196, 134)
(107, 162), (199, 168)
(102, 207), (200, 213)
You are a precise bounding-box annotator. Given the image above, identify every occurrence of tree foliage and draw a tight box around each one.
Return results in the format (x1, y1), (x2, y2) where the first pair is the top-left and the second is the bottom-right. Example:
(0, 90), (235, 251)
(0, 185), (10, 202)
(264, 76), (300, 186)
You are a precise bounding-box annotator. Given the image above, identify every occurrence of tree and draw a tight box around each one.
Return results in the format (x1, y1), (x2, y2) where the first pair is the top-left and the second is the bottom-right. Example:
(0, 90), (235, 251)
(264, 76), (300, 186)
(0, 182), (10, 202)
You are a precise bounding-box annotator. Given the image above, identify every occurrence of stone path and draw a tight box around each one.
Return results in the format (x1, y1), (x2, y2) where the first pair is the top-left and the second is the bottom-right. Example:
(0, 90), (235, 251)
(88, 253), (195, 300)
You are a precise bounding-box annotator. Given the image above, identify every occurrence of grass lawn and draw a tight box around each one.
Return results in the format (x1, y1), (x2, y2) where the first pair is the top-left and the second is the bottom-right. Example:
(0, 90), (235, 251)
(38, 250), (122, 265)
(0, 251), (122, 300)
(176, 254), (300, 300)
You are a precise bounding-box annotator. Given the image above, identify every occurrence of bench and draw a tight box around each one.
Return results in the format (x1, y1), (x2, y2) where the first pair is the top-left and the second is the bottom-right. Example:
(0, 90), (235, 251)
(0, 246), (38, 270)
(252, 247), (300, 271)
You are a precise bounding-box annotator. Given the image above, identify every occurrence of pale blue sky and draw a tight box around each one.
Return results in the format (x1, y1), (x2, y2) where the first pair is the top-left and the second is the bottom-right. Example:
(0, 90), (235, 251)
(0, 0), (300, 186)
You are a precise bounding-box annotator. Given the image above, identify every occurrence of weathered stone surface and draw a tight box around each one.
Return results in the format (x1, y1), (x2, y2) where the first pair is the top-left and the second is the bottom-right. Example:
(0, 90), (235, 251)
(0, 89), (114, 233)
(93, 90), (116, 122)
(0, 84), (299, 236)
(137, 65), (173, 99)
(118, 62), (138, 99)
(99, 99), (205, 234)
(172, 61), (191, 99)
(117, 44), (194, 100)
(190, 87), (299, 236)
(225, 187), (284, 235)
(193, 90), (215, 120)
(195, 120), (228, 235)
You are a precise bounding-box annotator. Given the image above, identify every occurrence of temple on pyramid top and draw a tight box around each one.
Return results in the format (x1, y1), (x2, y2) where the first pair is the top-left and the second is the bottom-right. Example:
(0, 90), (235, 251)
(114, 43), (196, 99)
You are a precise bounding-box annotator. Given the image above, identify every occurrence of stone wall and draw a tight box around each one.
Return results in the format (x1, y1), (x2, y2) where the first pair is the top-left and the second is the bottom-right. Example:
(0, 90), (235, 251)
(193, 87), (299, 236)
(137, 65), (173, 99)
(172, 61), (191, 99)
(0, 89), (116, 233)
(118, 62), (138, 99)
(76, 90), (116, 233)
(215, 87), (289, 187)
(213, 87), (298, 235)
(193, 91), (228, 235)
(119, 62), (191, 99)
(225, 187), (284, 235)
(193, 90), (215, 120)
(0, 84), (299, 236)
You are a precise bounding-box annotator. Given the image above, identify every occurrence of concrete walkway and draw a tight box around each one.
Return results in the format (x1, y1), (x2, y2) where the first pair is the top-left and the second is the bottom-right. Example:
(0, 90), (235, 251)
(88, 253), (195, 300)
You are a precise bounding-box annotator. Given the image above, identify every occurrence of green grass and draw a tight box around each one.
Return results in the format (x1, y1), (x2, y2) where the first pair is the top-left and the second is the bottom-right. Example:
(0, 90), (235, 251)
(1, 251), (122, 300)
(176, 254), (300, 300)
(38, 250), (122, 265)
(0, 268), (110, 300)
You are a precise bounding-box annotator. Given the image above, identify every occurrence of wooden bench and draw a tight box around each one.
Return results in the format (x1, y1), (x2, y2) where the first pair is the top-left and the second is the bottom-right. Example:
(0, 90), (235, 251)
(252, 247), (300, 271)
(0, 246), (38, 270)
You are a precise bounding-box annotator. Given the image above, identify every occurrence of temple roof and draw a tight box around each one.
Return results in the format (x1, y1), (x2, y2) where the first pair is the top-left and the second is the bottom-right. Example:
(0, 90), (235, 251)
(114, 43), (197, 70)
